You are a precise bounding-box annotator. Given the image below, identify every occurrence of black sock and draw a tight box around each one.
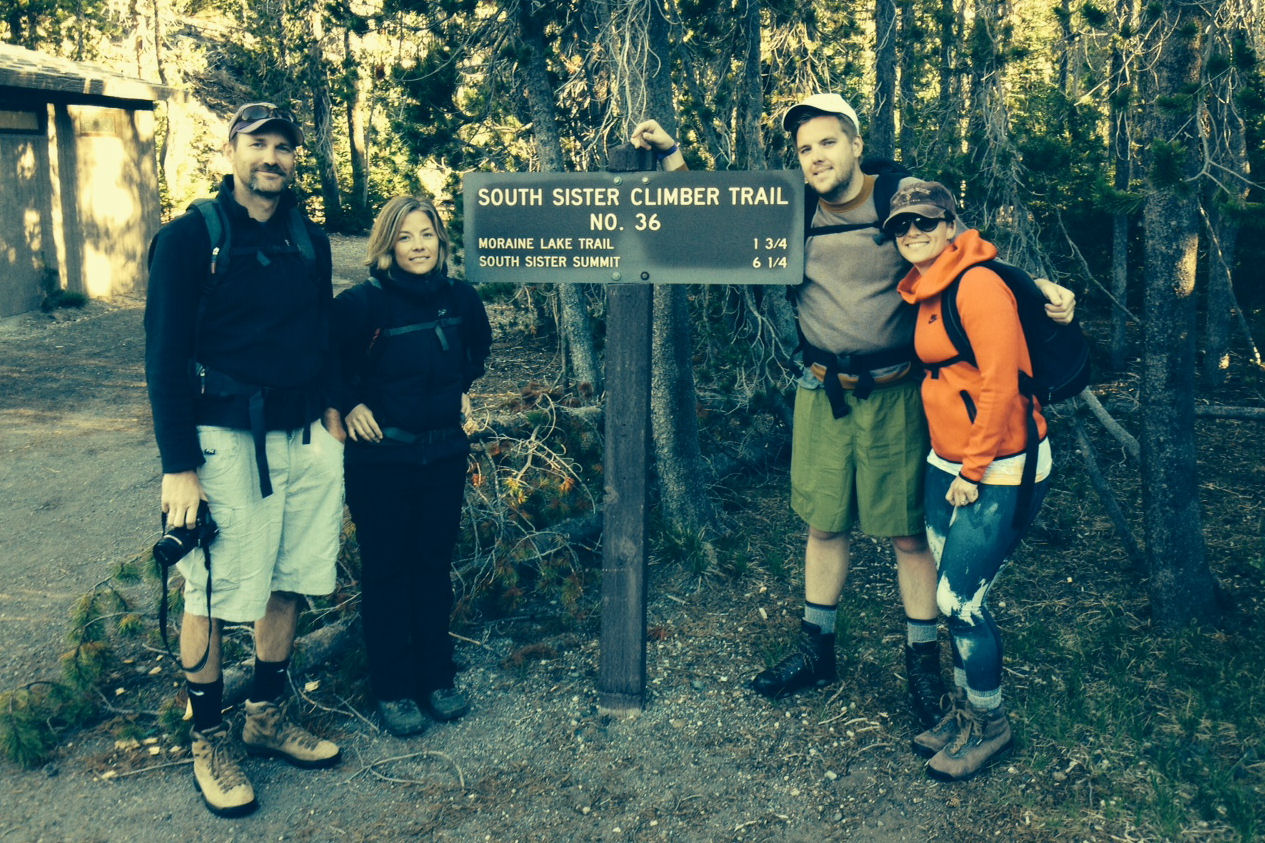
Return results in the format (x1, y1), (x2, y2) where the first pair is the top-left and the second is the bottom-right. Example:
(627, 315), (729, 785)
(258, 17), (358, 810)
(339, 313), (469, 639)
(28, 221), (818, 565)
(249, 658), (289, 703)
(187, 678), (224, 733)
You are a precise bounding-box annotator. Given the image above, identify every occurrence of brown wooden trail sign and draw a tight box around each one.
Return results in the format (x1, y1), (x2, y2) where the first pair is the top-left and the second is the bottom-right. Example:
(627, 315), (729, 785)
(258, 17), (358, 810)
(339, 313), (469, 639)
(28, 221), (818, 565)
(462, 161), (804, 714)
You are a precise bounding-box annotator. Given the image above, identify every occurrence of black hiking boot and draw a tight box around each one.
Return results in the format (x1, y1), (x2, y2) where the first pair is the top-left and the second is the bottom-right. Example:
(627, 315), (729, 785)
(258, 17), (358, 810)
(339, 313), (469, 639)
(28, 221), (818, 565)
(906, 643), (949, 729)
(751, 621), (836, 699)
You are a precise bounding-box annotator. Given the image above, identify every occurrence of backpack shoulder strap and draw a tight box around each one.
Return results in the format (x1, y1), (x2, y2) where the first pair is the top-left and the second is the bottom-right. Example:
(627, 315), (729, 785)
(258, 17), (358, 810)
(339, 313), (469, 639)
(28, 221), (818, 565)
(189, 198), (230, 284)
(287, 206), (317, 266)
(803, 186), (820, 241)
(804, 159), (912, 240)
(861, 158), (911, 224)
(937, 259), (1015, 372)
(937, 258), (1043, 379)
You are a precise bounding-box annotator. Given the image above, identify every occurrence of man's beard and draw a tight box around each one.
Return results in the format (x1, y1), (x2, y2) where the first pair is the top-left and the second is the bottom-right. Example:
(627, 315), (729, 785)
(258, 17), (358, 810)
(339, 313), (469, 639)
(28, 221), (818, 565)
(816, 167), (858, 204)
(248, 168), (291, 196)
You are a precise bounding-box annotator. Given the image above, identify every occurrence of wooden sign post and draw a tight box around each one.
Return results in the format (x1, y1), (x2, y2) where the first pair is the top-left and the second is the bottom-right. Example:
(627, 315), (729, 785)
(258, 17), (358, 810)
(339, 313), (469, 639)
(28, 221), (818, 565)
(463, 164), (803, 713)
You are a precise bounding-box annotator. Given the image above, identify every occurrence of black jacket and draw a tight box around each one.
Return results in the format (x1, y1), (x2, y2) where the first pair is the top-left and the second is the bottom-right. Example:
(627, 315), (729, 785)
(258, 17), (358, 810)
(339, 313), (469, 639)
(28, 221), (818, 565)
(144, 177), (334, 474)
(332, 266), (491, 466)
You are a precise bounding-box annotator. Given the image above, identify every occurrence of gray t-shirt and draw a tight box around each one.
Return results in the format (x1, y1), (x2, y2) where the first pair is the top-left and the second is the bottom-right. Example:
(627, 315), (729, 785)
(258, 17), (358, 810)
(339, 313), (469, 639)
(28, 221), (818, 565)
(796, 175), (916, 360)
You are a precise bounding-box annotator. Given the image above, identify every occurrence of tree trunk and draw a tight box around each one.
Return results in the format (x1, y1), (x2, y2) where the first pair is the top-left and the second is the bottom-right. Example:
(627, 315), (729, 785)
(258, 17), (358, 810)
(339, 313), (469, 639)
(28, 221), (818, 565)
(897, 0), (918, 165)
(871, 0), (898, 160)
(307, 13), (345, 231)
(635, 0), (716, 535)
(965, 0), (1003, 207)
(734, 0), (765, 172)
(1108, 0), (1135, 371)
(930, 0), (960, 164)
(1200, 17), (1251, 385)
(344, 29), (370, 229)
(1139, 0), (1218, 629)
(516, 2), (602, 397)
(1057, 0), (1074, 94)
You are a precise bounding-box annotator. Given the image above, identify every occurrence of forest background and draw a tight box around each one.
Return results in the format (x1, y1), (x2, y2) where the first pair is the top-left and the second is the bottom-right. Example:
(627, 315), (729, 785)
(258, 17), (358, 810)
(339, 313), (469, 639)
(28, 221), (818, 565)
(2, 0), (1265, 839)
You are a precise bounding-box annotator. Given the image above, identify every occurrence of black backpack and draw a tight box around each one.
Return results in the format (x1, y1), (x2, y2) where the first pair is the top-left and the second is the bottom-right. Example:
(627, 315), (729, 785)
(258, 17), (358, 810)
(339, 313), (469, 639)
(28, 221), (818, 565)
(933, 259), (1091, 406)
(147, 197), (317, 298)
(928, 259), (1091, 526)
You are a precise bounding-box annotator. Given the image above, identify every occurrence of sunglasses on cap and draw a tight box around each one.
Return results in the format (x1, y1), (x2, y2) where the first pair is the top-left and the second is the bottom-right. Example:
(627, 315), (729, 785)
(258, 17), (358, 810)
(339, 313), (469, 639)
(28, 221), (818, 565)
(887, 215), (949, 237)
(232, 103), (297, 125)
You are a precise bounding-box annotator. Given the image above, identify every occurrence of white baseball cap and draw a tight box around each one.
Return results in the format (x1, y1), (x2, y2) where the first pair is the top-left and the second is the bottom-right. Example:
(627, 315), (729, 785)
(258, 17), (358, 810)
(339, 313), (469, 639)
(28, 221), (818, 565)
(782, 93), (861, 135)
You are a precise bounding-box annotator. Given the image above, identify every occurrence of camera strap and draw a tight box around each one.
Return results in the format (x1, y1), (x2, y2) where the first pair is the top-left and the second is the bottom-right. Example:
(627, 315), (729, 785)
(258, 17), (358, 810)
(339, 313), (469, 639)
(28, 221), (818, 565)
(157, 535), (214, 674)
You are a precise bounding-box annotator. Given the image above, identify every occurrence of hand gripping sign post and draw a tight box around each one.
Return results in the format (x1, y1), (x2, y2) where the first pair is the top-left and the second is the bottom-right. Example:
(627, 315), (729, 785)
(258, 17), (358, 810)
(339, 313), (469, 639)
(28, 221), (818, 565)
(464, 154), (803, 713)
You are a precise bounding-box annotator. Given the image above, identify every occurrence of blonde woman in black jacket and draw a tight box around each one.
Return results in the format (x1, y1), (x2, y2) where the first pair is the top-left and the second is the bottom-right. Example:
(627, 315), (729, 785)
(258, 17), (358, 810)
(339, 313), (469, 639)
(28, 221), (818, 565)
(332, 197), (491, 736)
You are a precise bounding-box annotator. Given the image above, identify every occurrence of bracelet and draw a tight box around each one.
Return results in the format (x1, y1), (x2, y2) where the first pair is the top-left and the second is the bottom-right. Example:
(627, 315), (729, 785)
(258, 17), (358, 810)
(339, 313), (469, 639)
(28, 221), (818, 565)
(655, 143), (679, 160)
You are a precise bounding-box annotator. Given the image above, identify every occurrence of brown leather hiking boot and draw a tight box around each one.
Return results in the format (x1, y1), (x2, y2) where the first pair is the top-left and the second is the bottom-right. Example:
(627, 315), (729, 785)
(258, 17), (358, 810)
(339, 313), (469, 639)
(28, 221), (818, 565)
(926, 702), (1013, 781)
(906, 643), (949, 728)
(242, 699), (341, 769)
(751, 621), (837, 699)
(191, 724), (258, 818)
(912, 687), (966, 758)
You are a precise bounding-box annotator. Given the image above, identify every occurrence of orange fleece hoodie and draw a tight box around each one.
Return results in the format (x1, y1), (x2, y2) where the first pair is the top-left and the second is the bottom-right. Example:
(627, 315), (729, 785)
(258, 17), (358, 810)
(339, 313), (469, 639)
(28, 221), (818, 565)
(896, 228), (1048, 483)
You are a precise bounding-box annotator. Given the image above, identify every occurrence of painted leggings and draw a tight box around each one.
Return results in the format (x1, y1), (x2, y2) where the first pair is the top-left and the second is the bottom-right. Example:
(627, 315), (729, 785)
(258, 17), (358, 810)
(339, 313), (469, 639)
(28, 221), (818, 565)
(924, 465), (1049, 700)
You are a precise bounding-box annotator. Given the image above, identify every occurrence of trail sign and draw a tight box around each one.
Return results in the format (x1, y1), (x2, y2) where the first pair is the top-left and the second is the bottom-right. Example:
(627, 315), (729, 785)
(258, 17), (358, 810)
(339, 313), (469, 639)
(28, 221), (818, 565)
(463, 171), (804, 285)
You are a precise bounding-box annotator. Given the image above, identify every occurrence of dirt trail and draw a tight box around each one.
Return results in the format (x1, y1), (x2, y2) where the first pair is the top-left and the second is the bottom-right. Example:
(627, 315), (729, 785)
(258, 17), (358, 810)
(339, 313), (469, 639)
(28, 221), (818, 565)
(0, 302), (157, 690)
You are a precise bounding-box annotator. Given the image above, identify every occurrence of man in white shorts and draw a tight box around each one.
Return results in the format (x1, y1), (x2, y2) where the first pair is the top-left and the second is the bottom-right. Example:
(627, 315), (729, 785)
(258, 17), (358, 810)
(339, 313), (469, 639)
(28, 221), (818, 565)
(145, 102), (344, 817)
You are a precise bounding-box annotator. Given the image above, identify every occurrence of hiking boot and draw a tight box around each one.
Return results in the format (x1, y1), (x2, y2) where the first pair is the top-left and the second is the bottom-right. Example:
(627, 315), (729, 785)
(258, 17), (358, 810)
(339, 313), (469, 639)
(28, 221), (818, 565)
(191, 724), (258, 818)
(377, 698), (427, 737)
(906, 643), (949, 728)
(242, 699), (341, 769)
(926, 702), (1013, 781)
(423, 687), (469, 722)
(912, 687), (967, 758)
(751, 621), (836, 699)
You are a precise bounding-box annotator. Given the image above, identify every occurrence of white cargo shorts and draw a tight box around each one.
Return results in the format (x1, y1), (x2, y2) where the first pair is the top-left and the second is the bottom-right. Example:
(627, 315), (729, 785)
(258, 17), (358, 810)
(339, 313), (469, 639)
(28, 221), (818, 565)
(177, 420), (344, 623)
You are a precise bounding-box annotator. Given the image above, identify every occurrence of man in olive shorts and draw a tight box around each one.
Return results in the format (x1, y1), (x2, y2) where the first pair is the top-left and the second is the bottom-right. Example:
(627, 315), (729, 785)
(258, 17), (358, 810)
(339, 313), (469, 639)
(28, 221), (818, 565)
(631, 97), (1074, 726)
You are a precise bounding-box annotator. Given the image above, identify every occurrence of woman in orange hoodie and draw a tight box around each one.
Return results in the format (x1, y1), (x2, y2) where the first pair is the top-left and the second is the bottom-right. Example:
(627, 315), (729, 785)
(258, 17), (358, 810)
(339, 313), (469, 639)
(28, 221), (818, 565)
(887, 181), (1052, 782)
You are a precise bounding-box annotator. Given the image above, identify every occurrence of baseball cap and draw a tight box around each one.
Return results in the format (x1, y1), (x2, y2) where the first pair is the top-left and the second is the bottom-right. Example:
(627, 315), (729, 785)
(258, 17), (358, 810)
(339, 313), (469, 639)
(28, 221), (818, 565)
(227, 102), (304, 146)
(782, 93), (860, 134)
(883, 180), (958, 229)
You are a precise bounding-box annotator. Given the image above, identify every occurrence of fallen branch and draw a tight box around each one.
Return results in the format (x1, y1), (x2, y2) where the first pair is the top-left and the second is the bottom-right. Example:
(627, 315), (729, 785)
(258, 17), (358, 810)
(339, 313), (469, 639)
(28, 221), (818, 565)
(468, 404), (603, 443)
(101, 758), (192, 779)
(348, 749), (466, 789)
(1079, 390), (1140, 462)
(1194, 405), (1265, 420)
(223, 619), (354, 706)
(1071, 412), (1145, 569)
(1099, 401), (1265, 422)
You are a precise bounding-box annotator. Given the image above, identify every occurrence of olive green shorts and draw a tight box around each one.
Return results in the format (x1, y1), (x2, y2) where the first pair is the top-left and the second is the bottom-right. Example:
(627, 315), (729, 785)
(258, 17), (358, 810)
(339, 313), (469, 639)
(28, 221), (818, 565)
(790, 380), (928, 537)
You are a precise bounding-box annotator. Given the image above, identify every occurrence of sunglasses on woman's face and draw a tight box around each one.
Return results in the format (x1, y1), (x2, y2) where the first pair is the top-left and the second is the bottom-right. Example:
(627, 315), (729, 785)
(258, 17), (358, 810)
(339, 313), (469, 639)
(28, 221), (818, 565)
(887, 215), (945, 237)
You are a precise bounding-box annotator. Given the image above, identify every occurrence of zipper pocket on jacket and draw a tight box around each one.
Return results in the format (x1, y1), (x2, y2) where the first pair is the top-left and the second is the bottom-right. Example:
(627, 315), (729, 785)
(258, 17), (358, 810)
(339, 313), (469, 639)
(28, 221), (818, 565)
(959, 390), (977, 423)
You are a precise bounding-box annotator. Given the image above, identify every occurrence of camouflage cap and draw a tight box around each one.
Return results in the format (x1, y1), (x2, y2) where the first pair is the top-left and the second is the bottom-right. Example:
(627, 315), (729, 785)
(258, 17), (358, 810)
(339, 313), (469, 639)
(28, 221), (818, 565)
(883, 180), (957, 229)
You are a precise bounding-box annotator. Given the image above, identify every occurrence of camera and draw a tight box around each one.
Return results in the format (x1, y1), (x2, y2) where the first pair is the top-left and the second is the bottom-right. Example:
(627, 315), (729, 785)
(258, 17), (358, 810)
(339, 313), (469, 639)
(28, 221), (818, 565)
(153, 506), (219, 569)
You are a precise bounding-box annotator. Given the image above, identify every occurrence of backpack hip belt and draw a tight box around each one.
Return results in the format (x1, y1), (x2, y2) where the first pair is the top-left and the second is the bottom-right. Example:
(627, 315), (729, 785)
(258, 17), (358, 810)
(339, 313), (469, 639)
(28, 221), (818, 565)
(802, 342), (917, 418)
(380, 426), (464, 446)
(194, 363), (314, 498)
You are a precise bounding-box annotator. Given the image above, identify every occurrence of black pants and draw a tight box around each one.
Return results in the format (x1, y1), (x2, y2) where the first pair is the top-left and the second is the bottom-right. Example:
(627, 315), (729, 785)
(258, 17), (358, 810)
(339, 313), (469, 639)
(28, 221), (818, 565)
(345, 454), (467, 701)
